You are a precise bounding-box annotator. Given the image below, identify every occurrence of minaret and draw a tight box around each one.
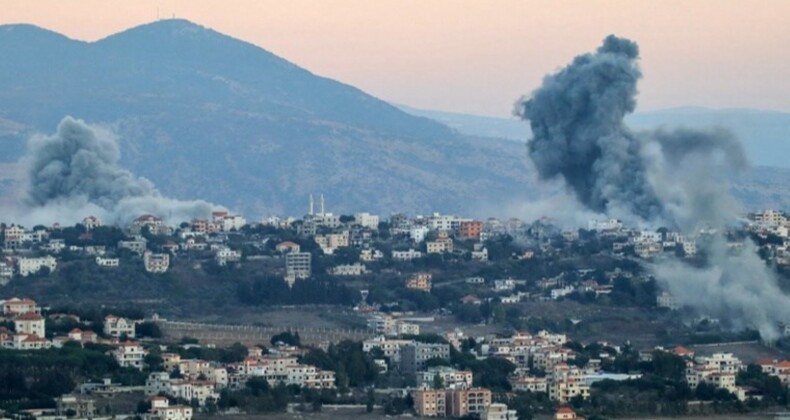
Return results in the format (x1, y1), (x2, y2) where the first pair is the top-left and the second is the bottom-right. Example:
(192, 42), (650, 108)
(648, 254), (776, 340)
(309, 194), (314, 216)
(320, 194), (325, 217)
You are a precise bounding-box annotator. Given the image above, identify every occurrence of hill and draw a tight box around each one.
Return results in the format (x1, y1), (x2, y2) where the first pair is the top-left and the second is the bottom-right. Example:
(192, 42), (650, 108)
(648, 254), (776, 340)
(0, 20), (787, 219)
(0, 20), (535, 217)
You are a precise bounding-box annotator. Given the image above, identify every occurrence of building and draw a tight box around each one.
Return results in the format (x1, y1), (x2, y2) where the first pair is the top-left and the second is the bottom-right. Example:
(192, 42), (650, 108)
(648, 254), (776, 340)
(555, 407), (578, 420)
(17, 256), (57, 277)
(548, 364), (590, 403)
(82, 216), (102, 230)
(406, 273), (432, 292)
(119, 239), (147, 255)
(400, 342), (450, 373)
(285, 251), (312, 285)
(481, 403), (518, 420)
(413, 388), (447, 417)
(14, 312), (46, 338)
(276, 241), (301, 254)
(1, 298), (39, 315)
(104, 315), (137, 338)
(57, 394), (97, 418)
(685, 352), (744, 394)
(446, 388), (492, 418)
(96, 256), (120, 267)
(657, 291), (679, 310)
(329, 263), (367, 276)
(354, 212), (380, 229)
(113, 341), (147, 369)
(148, 396), (193, 420)
(459, 221), (483, 241)
(418, 366), (473, 389)
(427, 231), (454, 254)
(144, 252), (170, 273)
(215, 247), (242, 266)
(392, 249), (423, 261)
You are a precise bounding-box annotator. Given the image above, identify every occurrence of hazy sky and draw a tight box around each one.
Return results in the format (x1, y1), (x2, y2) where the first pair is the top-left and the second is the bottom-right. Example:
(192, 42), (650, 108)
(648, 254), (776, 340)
(2, 0), (789, 117)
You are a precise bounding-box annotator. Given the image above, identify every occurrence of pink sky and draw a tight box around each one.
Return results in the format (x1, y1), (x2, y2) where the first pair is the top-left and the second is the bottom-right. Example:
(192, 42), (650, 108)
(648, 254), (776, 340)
(2, 0), (789, 117)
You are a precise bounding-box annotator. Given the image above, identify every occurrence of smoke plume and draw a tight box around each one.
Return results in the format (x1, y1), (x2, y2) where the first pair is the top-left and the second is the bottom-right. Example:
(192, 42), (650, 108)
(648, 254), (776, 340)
(21, 116), (220, 225)
(515, 35), (790, 340)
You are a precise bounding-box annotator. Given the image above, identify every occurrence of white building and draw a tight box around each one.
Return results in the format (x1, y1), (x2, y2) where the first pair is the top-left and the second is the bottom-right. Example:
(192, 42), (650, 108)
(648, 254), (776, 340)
(285, 252), (312, 285)
(104, 315), (137, 338)
(96, 257), (120, 267)
(14, 312), (46, 338)
(392, 249), (423, 261)
(329, 263), (367, 276)
(144, 252), (170, 273)
(148, 396), (193, 420)
(410, 226), (430, 243)
(354, 213), (380, 229)
(215, 247), (242, 266)
(113, 341), (147, 369)
(18, 256), (57, 277)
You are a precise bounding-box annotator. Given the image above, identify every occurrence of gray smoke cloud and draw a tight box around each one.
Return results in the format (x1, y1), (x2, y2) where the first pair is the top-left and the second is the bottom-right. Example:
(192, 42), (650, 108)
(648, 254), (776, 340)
(515, 35), (790, 340)
(21, 116), (221, 225)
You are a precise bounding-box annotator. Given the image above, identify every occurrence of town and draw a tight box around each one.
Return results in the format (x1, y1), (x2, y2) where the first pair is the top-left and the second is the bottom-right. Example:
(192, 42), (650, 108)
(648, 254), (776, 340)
(1, 201), (789, 419)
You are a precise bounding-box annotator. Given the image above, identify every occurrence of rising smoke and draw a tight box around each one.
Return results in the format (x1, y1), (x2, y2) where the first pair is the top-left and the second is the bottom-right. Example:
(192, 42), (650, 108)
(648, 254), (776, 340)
(515, 35), (790, 340)
(20, 116), (220, 225)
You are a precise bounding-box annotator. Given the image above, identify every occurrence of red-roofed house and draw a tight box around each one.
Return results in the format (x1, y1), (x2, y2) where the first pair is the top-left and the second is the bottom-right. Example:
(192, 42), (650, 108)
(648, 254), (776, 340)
(14, 312), (45, 338)
(555, 407), (578, 419)
(1, 297), (39, 315)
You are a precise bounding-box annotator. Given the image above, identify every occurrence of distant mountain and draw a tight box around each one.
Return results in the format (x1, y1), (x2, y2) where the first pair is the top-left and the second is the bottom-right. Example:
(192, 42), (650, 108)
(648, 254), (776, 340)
(397, 104), (531, 142)
(399, 105), (790, 170)
(0, 20), (787, 218)
(0, 20), (537, 217)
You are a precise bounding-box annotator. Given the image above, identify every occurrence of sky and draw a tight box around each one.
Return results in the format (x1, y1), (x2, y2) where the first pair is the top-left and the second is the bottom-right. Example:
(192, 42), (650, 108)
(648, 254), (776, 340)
(2, 0), (789, 117)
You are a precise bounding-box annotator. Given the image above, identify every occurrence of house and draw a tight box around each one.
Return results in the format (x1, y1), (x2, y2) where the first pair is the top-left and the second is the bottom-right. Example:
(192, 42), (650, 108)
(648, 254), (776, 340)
(119, 239), (147, 255)
(276, 241), (301, 253)
(547, 364), (590, 403)
(1, 297), (39, 315)
(144, 252), (170, 273)
(427, 231), (454, 254)
(104, 315), (137, 338)
(459, 221), (483, 241)
(113, 341), (147, 369)
(446, 388), (492, 418)
(148, 396), (193, 420)
(14, 312), (46, 338)
(555, 406), (579, 420)
(215, 247), (242, 266)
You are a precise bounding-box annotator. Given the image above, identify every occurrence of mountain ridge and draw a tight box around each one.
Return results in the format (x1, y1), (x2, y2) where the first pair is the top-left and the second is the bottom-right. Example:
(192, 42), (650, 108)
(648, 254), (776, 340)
(0, 20), (787, 218)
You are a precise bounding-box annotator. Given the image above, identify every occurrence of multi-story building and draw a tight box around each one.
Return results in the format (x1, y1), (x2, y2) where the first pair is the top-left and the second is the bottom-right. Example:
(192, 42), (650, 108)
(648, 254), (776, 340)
(547, 364), (590, 403)
(1, 297), (39, 315)
(329, 263), (367, 276)
(143, 252), (170, 273)
(18, 256), (57, 277)
(418, 366), (473, 389)
(285, 252), (311, 285)
(446, 388), (492, 418)
(400, 342), (450, 373)
(413, 388), (447, 417)
(362, 336), (414, 363)
(14, 312), (46, 338)
(96, 257), (120, 267)
(459, 221), (483, 241)
(685, 352), (743, 394)
(113, 341), (147, 369)
(354, 213), (380, 229)
(82, 216), (102, 230)
(406, 273), (432, 292)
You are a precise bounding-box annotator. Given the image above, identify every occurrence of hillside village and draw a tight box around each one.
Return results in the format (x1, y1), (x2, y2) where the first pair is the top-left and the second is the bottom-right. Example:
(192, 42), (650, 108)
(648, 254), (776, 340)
(0, 203), (789, 419)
